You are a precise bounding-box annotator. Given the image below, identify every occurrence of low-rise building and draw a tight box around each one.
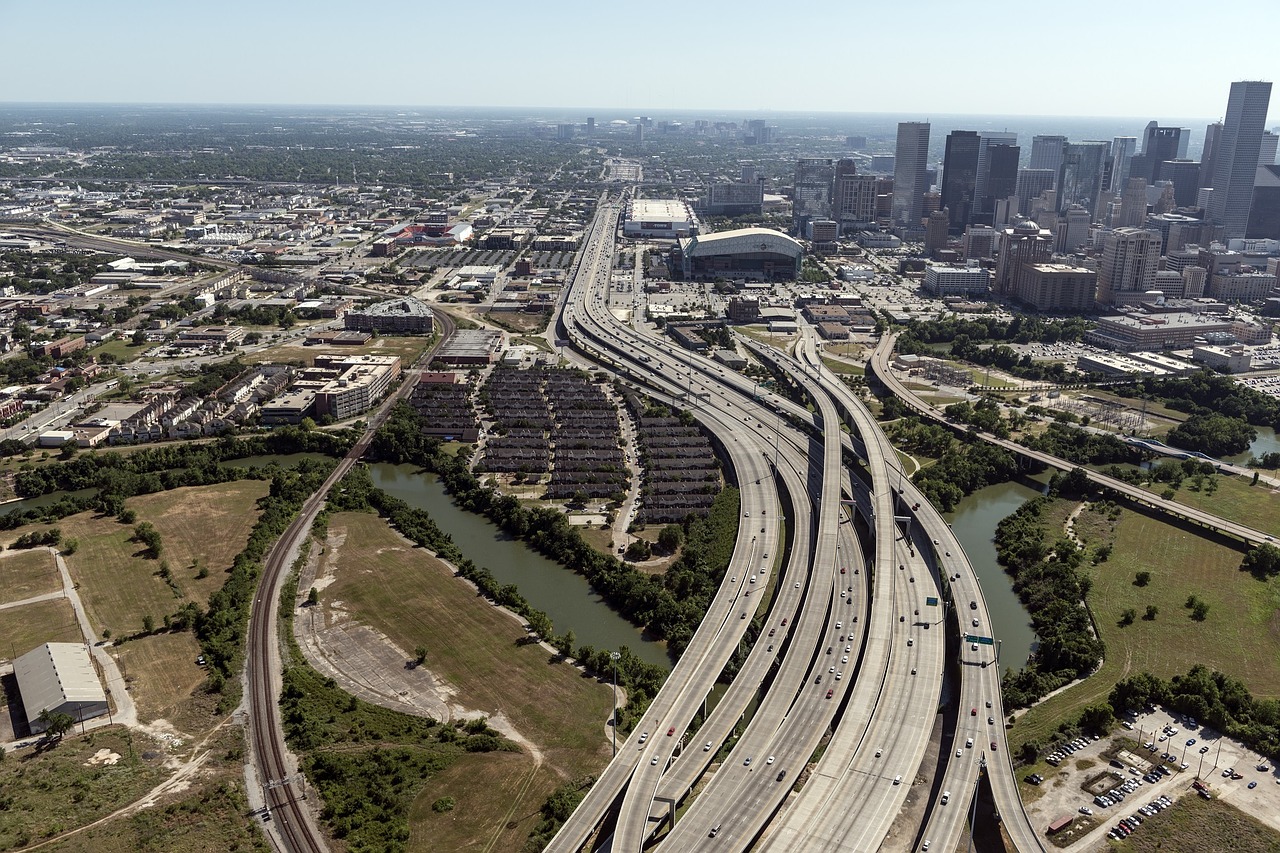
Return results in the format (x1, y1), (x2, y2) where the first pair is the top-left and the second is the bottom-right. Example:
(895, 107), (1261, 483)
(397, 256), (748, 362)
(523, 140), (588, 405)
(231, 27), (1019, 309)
(1017, 263), (1097, 312)
(344, 297), (434, 334)
(1192, 345), (1252, 373)
(923, 264), (991, 297)
(14, 643), (109, 733)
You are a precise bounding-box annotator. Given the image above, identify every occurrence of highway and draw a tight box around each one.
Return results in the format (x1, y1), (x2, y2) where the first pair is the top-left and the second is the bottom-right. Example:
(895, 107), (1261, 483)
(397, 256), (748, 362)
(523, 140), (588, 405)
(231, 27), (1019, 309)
(869, 335), (1275, 548)
(244, 312), (454, 853)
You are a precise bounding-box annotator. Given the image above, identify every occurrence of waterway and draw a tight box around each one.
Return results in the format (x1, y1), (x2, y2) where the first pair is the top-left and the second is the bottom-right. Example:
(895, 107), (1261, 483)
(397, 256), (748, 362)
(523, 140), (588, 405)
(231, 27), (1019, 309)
(367, 462), (671, 668)
(1226, 426), (1280, 466)
(0, 487), (98, 519)
(945, 477), (1048, 669)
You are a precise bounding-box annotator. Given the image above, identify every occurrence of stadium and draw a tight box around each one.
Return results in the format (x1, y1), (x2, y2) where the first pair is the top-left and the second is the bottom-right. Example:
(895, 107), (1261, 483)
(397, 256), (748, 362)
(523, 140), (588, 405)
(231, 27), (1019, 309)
(672, 227), (804, 281)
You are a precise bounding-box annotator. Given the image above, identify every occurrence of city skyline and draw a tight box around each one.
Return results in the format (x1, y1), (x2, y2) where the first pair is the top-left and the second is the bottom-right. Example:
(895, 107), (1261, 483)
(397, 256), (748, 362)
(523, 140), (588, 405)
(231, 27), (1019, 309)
(3, 0), (1277, 124)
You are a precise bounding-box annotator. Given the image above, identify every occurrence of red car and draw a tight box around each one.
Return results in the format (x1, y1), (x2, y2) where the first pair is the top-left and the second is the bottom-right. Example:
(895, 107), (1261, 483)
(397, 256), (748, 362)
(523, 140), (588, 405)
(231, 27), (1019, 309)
(667, 727), (675, 737)
(840, 566), (847, 574)
(769, 628), (776, 637)
(991, 742), (997, 751)
(826, 689), (834, 699)
(971, 708), (977, 716)
(781, 618), (788, 626)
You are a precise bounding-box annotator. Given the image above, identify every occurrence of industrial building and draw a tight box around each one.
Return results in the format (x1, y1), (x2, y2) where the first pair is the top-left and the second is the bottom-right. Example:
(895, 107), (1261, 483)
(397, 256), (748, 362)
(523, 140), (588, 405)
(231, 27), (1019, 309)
(14, 643), (109, 733)
(673, 227), (803, 281)
(622, 199), (699, 239)
(344, 297), (435, 334)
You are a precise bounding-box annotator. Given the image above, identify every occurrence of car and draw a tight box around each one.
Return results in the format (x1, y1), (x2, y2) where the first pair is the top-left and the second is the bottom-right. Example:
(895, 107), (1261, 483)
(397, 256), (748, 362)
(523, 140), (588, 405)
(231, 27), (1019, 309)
(845, 645), (852, 653)
(907, 638), (914, 646)
(841, 566), (846, 574)
(972, 618), (979, 627)
(196, 655), (206, 666)
(956, 748), (963, 758)
(777, 769), (786, 781)
(922, 842), (931, 852)
(1080, 806), (1093, 815)
(985, 700), (992, 708)
(894, 775), (902, 785)
(826, 689), (834, 698)
(750, 575), (756, 584)
(651, 756), (660, 765)
(827, 646), (833, 655)
(744, 757), (752, 766)
(835, 621), (841, 629)
(795, 581), (801, 588)
(988, 716), (995, 725)
(1224, 768), (1234, 777)
(781, 618), (788, 626)
(971, 643), (979, 651)
(741, 613), (747, 619)
(966, 738), (973, 748)
(769, 628), (776, 637)
(1186, 738), (1196, 746)
(941, 791), (950, 805)
(970, 601), (977, 610)
(971, 708), (978, 716)
(1249, 781), (1258, 789)
(731, 577), (736, 583)
(829, 666), (836, 673)
(667, 727), (675, 737)
(709, 825), (720, 838)
(875, 747), (883, 757)
(836, 671), (843, 680)
(704, 741), (713, 751)
(639, 732), (649, 743)
(1200, 745), (1210, 754)
(842, 656), (848, 664)
(816, 675), (822, 684)
(991, 742), (998, 751)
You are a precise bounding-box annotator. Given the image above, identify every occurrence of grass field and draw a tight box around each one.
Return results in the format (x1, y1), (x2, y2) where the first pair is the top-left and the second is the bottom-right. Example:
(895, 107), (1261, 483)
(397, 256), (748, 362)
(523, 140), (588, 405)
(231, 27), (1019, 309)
(259, 334), (434, 367)
(409, 751), (555, 853)
(0, 548), (61, 602)
(821, 355), (865, 375)
(321, 512), (613, 775)
(20, 480), (271, 638)
(1108, 789), (1280, 852)
(1008, 498), (1280, 755)
(0, 598), (83, 657)
(88, 338), (156, 364)
(0, 727), (169, 850)
(113, 630), (206, 725)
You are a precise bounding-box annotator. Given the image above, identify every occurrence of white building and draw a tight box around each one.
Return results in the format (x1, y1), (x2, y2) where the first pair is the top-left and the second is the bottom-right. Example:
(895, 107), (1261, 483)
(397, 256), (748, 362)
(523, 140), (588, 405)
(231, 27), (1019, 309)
(923, 265), (991, 297)
(14, 643), (109, 733)
(622, 199), (699, 239)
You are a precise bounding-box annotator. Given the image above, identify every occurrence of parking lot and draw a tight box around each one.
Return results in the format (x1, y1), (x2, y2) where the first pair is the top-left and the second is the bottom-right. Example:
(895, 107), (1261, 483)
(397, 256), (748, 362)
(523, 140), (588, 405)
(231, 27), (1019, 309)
(1019, 707), (1280, 850)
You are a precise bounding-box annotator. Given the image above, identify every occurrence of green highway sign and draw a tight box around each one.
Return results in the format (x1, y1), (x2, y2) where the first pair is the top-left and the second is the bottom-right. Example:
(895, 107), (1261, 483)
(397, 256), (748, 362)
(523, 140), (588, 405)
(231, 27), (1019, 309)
(926, 596), (938, 607)
(965, 635), (995, 645)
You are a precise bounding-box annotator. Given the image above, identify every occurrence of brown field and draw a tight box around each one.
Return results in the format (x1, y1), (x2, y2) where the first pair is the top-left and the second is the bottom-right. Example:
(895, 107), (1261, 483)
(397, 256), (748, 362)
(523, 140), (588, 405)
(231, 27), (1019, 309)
(0, 547), (61, 602)
(113, 630), (207, 725)
(0, 597), (83, 657)
(3, 480), (270, 638)
(321, 512), (614, 781)
(409, 752), (555, 853)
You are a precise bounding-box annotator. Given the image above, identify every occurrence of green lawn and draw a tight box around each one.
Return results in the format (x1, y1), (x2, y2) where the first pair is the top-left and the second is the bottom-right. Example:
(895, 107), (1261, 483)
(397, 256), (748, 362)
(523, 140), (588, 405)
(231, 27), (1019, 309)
(1008, 498), (1280, 756)
(89, 338), (156, 364)
(821, 356), (865, 375)
(1107, 788), (1280, 852)
(1096, 463), (1280, 536)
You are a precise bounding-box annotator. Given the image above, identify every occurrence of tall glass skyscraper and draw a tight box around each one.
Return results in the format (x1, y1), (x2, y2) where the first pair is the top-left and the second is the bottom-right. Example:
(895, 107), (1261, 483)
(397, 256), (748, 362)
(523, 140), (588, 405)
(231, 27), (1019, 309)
(1208, 80), (1272, 240)
(892, 122), (930, 226)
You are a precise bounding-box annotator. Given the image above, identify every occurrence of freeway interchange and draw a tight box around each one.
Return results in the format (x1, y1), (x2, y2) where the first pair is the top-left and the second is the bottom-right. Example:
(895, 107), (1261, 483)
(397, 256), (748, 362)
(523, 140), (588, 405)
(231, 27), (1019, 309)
(547, 194), (1044, 853)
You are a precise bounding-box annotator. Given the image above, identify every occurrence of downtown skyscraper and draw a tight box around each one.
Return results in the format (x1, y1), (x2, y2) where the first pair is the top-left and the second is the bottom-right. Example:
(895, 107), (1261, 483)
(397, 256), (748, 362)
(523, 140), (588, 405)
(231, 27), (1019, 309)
(1207, 80), (1273, 240)
(892, 121), (930, 226)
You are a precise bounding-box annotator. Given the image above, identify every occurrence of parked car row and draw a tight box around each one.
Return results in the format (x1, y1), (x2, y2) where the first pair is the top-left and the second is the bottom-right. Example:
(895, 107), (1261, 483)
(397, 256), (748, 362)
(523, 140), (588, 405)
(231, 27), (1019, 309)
(1044, 734), (1098, 765)
(1106, 796), (1172, 841)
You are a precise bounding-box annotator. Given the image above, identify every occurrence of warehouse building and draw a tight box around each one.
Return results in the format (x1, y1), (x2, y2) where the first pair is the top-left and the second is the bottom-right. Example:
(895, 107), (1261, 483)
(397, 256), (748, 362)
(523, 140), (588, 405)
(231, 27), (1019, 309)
(673, 228), (803, 281)
(622, 199), (699, 239)
(14, 643), (109, 733)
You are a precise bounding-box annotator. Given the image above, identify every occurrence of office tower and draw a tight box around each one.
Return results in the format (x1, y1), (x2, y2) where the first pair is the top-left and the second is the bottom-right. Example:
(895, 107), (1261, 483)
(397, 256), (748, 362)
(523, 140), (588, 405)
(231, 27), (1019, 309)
(1208, 80), (1273, 240)
(741, 165), (758, 183)
(1247, 165), (1280, 239)
(1055, 204), (1092, 253)
(1056, 141), (1111, 215)
(1017, 264), (1098, 311)
(1097, 227), (1162, 305)
(556, 123), (575, 140)
(846, 135), (868, 149)
(1261, 131), (1279, 167)
(941, 130), (981, 231)
(832, 160), (878, 232)
(982, 144), (1020, 219)
(975, 132), (1017, 207)
(1119, 178), (1149, 227)
(962, 225), (998, 259)
(1110, 136), (1138, 191)
(1159, 160), (1201, 207)
(1015, 168), (1056, 217)
(994, 219), (1053, 296)
(1029, 135), (1067, 177)
(635, 123), (645, 143)
(793, 158), (835, 232)
(1200, 122), (1223, 190)
(1177, 131), (1190, 160)
(1129, 123), (1184, 184)
(870, 154), (896, 172)
(892, 121), (931, 225)
(586, 117), (595, 135)
(924, 209), (950, 254)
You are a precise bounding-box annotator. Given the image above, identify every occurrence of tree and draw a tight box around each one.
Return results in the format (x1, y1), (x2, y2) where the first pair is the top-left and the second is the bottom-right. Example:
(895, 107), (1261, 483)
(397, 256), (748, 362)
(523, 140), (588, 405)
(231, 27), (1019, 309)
(1119, 608), (1137, 626)
(62, 537), (79, 555)
(1191, 600), (1210, 621)
(37, 709), (75, 740)
(142, 613), (155, 634)
(1134, 571), (1151, 587)
(306, 587), (319, 606)
(131, 328), (148, 345)
(657, 524), (684, 554)
(414, 644), (428, 666)
(1143, 604), (1159, 621)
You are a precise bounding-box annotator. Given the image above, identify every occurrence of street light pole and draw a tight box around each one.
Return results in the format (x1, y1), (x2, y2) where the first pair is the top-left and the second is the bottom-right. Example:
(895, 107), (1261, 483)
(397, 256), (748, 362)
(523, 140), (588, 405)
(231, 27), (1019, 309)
(610, 651), (621, 757)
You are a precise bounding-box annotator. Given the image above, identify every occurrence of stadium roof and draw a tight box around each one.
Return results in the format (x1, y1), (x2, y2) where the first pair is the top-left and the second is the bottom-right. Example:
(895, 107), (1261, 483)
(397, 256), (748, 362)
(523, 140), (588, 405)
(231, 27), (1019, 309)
(679, 227), (803, 258)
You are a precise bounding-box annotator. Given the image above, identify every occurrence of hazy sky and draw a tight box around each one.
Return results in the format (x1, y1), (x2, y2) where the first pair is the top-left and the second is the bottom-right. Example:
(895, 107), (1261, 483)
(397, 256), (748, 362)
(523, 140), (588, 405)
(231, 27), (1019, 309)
(4, 0), (1275, 123)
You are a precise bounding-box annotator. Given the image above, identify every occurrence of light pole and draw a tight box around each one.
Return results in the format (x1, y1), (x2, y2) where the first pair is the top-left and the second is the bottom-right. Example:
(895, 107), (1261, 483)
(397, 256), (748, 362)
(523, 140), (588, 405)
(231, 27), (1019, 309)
(610, 651), (621, 757)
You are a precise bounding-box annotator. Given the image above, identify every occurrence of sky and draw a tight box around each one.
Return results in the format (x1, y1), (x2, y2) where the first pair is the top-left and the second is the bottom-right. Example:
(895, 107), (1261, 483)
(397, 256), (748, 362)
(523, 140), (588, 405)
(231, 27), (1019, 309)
(3, 0), (1276, 124)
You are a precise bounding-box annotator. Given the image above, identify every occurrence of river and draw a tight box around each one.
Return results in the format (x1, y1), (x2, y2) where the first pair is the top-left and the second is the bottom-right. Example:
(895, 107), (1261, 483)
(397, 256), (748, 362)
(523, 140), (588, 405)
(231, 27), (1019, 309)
(367, 463), (671, 668)
(1226, 426), (1280, 466)
(945, 478), (1046, 669)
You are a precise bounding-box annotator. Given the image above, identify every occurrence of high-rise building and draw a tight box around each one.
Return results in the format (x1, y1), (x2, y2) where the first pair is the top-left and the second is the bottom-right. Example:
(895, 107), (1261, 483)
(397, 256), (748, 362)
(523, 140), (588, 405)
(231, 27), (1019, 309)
(1097, 227), (1162, 305)
(892, 122), (931, 226)
(586, 117), (595, 135)
(1056, 141), (1111, 215)
(1055, 204), (1093, 253)
(1029, 135), (1068, 177)
(1208, 81), (1273, 240)
(793, 158), (835, 231)
(1017, 264), (1098, 311)
(846, 135), (868, 149)
(941, 130), (981, 231)
(1118, 178), (1149, 228)
(1260, 131), (1279, 168)
(975, 132), (1017, 208)
(962, 225), (998, 259)
(1129, 123), (1184, 184)
(1110, 136), (1139, 191)
(1159, 160), (1202, 207)
(1200, 122), (1223, 190)
(994, 219), (1054, 296)
(832, 160), (878, 232)
(982, 144), (1019, 215)
(1247, 165), (1280, 240)
(1015, 168), (1056, 217)
(924, 209), (951, 254)
(869, 154), (896, 173)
